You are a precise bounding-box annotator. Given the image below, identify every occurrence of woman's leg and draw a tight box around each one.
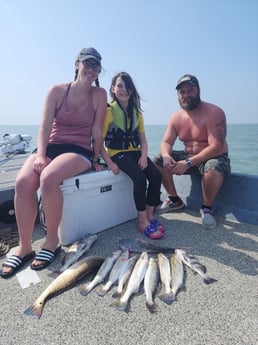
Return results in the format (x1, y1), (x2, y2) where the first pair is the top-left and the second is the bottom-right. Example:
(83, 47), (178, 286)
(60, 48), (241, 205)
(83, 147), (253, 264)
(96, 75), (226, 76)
(1, 155), (40, 274)
(32, 153), (91, 266)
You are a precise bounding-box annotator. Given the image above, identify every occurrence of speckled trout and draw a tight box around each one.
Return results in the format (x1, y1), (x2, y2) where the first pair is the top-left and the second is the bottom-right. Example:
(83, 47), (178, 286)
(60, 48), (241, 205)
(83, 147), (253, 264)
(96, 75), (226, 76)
(95, 250), (130, 297)
(112, 251), (149, 312)
(144, 257), (160, 313)
(78, 250), (122, 296)
(157, 253), (174, 305)
(175, 249), (217, 285)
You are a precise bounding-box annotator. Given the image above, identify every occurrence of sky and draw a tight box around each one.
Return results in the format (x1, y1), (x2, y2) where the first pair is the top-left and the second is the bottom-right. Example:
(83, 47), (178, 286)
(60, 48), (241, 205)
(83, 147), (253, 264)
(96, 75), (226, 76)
(0, 0), (257, 125)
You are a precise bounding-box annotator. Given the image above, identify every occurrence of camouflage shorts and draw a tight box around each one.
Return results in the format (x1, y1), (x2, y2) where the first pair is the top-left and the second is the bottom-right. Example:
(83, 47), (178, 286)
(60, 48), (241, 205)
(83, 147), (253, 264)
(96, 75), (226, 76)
(153, 151), (231, 176)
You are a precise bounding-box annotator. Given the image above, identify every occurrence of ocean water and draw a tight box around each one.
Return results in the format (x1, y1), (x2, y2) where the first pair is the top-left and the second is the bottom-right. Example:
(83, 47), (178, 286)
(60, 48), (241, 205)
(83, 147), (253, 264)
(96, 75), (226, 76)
(0, 124), (257, 175)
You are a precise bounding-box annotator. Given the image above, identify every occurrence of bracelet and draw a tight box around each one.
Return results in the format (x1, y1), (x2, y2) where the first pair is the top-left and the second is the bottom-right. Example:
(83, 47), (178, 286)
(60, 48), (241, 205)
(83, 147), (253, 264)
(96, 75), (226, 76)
(185, 158), (192, 168)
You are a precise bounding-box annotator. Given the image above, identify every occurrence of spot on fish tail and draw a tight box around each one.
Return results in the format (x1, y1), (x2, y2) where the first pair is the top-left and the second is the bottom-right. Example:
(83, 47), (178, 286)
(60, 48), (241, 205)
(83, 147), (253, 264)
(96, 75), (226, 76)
(24, 303), (43, 320)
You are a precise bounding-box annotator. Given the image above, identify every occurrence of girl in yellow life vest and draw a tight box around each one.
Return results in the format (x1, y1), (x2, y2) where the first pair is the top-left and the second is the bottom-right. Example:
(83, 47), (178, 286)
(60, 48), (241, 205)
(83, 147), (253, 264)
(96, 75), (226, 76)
(101, 72), (165, 239)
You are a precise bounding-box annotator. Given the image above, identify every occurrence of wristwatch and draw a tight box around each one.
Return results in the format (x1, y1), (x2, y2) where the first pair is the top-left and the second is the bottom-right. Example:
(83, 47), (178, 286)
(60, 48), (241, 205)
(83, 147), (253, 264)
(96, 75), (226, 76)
(185, 158), (192, 168)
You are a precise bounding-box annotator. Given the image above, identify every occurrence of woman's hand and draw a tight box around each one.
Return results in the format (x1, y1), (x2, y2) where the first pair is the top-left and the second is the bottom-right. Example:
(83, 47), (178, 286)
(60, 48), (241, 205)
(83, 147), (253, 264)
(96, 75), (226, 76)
(33, 156), (48, 174)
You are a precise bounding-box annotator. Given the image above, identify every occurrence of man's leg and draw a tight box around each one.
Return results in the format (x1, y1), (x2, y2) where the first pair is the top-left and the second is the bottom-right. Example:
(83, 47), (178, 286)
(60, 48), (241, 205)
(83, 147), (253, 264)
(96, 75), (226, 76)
(154, 163), (184, 212)
(201, 169), (224, 207)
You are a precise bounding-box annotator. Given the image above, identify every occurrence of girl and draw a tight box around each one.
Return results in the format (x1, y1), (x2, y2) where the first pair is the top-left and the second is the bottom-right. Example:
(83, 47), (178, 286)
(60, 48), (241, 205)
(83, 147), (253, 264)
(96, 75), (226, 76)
(101, 72), (164, 240)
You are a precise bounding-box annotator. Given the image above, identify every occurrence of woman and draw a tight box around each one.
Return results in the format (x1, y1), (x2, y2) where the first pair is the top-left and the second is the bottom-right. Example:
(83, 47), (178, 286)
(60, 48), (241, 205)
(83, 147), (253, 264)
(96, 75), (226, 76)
(101, 72), (164, 240)
(0, 47), (107, 278)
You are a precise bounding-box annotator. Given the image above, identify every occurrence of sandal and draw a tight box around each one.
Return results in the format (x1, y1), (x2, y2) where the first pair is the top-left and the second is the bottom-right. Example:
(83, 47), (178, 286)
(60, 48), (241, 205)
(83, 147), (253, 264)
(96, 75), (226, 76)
(150, 219), (165, 233)
(0, 251), (35, 279)
(138, 223), (164, 240)
(31, 246), (61, 271)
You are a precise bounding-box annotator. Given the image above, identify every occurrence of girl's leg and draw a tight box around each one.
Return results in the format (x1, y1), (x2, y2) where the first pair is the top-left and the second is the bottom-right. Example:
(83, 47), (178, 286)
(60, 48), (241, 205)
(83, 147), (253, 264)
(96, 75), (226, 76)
(112, 152), (156, 231)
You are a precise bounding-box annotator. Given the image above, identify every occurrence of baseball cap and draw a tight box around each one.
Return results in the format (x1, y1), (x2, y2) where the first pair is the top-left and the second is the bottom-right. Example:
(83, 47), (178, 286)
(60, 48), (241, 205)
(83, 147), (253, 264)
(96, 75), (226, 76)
(175, 74), (199, 90)
(76, 47), (102, 66)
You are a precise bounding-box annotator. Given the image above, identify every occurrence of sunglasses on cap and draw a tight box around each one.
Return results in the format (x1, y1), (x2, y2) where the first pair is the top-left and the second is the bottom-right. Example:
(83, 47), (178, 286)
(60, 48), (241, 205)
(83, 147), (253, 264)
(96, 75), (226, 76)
(82, 60), (101, 72)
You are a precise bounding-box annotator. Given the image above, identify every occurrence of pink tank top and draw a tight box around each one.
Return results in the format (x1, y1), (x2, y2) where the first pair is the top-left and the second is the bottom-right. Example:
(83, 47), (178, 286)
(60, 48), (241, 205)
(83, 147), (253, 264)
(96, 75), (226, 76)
(49, 84), (95, 151)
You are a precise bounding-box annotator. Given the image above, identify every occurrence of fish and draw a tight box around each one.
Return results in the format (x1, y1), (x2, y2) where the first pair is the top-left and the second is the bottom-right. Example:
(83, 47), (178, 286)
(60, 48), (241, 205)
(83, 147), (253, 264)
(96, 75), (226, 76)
(112, 254), (139, 299)
(175, 249), (217, 285)
(170, 252), (186, 302)
(95, 250), (130, 297)
(144, 257), (160, 313)
(59, 234), (98, 273)
(118, 238), (176, 254)
(78, 250), (122, 296)
(157, 253), (174, 305)
(24, 256), (104, 319)
(112, 251), (149, 312)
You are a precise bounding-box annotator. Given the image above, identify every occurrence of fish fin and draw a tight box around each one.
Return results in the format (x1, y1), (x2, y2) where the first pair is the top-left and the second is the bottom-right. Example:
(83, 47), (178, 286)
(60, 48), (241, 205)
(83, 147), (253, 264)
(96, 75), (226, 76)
(204, 277), (218, 285)
(47, 270), (61, 279)
(24, 302), (43, 319)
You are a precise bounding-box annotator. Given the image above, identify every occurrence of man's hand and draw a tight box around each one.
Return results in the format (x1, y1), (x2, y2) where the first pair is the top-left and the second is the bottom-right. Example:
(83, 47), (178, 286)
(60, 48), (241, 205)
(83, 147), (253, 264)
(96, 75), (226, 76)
(170, 160), (189, 175)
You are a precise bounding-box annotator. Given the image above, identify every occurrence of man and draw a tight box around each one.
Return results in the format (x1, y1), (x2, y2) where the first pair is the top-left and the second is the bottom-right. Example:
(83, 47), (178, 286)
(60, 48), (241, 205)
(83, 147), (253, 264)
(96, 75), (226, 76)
(154, 74), (231, 229)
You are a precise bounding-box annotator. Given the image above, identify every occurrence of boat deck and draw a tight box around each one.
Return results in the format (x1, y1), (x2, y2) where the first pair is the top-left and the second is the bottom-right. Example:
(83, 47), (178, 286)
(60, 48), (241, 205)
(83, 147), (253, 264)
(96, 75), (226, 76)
(0, 153), (257, 345)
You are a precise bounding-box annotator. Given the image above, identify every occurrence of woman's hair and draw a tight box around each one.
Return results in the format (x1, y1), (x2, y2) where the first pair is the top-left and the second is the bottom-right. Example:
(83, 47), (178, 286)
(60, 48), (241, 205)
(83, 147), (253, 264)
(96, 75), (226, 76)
(74, 68), (100, 87)
(110, 72), (142, 113)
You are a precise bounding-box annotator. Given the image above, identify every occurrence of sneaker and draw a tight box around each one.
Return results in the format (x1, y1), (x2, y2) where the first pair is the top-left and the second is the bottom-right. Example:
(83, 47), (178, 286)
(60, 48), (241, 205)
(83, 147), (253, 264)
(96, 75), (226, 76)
(200, 208), (217, 229)
(159, 198), (185, 213)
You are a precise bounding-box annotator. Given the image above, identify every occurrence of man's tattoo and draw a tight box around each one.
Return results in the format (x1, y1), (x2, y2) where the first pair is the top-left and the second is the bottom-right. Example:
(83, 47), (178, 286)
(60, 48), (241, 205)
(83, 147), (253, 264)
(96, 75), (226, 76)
(215, 119), (226, 144)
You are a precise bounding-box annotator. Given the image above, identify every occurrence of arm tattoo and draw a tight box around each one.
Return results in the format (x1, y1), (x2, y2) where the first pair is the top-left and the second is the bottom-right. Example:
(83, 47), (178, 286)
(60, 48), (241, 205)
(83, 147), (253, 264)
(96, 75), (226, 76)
(215, 119), (226, 144)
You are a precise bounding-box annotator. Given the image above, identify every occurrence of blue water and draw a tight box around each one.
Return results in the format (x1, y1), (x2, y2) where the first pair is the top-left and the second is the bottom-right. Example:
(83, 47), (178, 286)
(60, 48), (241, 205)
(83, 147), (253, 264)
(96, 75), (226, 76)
(0, 124), (257, 175)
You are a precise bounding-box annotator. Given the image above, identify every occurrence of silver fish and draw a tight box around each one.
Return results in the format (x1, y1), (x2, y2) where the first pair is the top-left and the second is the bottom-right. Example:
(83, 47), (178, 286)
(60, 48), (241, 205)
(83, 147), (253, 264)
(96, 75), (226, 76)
(175, 249), (217, 285)
(95, 250), (130, 297)
(170, 252), (185, 302)
(59, 234), (98, 273)
(112, 254), (139, 299)
(157, 253), (174, 305)
(79, 250), (122, 296)
(112, 251), (149, 312)
(144, 257), (160, 313)
(24, 256), (104, 319)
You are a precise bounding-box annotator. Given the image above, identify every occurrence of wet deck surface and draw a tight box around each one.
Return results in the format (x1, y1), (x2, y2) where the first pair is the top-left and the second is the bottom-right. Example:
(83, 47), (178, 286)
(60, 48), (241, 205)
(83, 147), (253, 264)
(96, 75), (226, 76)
(0, 154), (257, 345)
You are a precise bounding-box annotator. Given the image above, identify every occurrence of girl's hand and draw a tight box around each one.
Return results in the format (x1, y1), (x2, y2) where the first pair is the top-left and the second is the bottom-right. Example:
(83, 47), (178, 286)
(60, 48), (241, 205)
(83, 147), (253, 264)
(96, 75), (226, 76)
(138, 155), (148, 170)
(108, 162), (120, 175)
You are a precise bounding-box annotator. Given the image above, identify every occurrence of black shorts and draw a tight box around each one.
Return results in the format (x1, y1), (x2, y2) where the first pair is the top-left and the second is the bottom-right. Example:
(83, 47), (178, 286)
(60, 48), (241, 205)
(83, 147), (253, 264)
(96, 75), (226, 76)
(33, 143), (94, 161)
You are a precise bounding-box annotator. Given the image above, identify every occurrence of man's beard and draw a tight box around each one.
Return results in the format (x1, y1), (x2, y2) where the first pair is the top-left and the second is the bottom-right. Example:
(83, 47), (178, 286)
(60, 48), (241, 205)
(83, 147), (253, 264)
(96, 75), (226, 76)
(179, 94), (201, 111)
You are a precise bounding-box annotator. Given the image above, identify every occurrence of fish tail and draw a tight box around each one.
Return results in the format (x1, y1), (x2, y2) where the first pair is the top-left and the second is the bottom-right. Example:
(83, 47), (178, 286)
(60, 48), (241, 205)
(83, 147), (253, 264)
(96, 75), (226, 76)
(204, 277), (218, 285)
(111, 291), (122, 299)
(146, 301), (159, 313)
(111, 299), (128, 312)
(159, 292), (175, 305)
(78, 283), (92, 296)
(24, 302), (44, 319)
(95, 285), (107, 297)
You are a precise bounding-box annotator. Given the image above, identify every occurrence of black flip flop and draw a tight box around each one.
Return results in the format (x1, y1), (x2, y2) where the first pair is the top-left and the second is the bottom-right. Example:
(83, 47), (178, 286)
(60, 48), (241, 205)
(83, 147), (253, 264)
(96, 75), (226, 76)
(0, 251), (35, 279)
(31, 246), (61, 271)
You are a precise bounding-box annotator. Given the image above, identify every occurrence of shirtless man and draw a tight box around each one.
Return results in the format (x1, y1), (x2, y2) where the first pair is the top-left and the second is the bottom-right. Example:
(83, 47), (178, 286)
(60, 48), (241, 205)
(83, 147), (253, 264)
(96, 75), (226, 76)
(154, 74), (231, 229)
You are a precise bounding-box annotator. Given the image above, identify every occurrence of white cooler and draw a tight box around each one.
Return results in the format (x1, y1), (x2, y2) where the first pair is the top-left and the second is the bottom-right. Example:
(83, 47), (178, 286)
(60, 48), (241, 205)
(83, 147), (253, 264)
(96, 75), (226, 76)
(58, 170), (137, 245)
